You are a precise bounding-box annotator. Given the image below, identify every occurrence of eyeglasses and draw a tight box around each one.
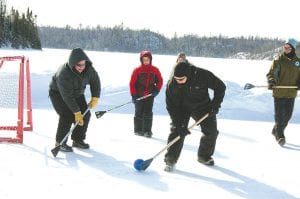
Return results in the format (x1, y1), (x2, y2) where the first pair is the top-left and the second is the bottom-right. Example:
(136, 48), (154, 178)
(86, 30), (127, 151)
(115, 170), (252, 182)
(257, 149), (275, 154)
(76, 63), (86, 67)
(283, 45), (292, 51)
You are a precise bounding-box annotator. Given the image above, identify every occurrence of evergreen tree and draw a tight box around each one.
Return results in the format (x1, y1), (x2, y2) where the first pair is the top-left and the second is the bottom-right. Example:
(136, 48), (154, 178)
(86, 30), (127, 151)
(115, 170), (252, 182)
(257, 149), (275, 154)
(0, 1), (41, 49)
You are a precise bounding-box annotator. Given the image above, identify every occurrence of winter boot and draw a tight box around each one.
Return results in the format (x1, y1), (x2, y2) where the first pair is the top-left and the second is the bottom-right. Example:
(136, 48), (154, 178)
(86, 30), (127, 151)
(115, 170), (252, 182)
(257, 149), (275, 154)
(272, 127), (285, 146)
(277, 138), (286, 146)
(56, 142), (73, 152)
(164, 157), (176, 172)
(134, 117), (143, 136)
(144, 131), (153, 138)
(198, 156), (214, 166)
(72, 140), (90, 149)
(143, 116), (153, 137)
(164, 164), (175, 172)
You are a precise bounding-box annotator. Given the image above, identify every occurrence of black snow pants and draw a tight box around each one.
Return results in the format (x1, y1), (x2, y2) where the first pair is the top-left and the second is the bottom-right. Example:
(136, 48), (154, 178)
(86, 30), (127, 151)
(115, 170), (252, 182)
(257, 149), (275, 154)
(134, 97), (154, 133)
(49, 90), (91, 143)
(164, 114), (219, 164)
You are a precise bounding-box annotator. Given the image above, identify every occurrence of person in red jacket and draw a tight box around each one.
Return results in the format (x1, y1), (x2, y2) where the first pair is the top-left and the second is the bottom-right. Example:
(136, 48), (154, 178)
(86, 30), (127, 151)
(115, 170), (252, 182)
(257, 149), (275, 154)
(129, 51), (163, 138)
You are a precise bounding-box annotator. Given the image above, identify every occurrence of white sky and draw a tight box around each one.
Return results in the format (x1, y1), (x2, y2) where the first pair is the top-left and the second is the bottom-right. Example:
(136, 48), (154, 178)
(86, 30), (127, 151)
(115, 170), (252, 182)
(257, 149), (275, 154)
(5, 0), (300, 40)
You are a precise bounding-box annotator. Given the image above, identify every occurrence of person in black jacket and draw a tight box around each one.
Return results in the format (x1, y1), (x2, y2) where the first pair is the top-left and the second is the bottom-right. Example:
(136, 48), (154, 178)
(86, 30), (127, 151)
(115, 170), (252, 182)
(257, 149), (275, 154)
(49, 48), (101, 152)
(164, 61), (226, 171)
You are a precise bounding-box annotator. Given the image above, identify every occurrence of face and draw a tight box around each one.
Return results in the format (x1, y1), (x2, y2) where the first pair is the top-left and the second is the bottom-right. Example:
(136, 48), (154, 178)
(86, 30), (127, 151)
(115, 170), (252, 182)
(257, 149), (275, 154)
(142, 56), (151, 65)
(177, 57), (186, 63)
(74, 60), (86, 73)
(283, 44), (293, 54)
(174, 76), (187, 84)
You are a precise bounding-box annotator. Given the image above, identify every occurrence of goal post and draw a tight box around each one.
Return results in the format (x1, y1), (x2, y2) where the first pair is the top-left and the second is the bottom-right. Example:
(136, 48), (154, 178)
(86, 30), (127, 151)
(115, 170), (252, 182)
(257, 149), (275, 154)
(0, 56), (33, 143)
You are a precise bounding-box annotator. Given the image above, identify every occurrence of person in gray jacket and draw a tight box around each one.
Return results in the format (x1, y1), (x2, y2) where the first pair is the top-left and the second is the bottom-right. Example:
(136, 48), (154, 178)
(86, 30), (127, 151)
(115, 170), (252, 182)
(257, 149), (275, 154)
(49, 48), (101, 152)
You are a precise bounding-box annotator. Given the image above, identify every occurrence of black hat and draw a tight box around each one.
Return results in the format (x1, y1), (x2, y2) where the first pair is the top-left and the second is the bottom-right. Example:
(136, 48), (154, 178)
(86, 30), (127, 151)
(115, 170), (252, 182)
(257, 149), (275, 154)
(174, 62), (191, 77)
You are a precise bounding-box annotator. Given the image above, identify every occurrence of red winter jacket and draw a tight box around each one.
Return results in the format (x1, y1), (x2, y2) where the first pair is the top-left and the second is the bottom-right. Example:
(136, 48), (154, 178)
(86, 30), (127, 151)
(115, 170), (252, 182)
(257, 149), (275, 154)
(129, 64), (163, 97)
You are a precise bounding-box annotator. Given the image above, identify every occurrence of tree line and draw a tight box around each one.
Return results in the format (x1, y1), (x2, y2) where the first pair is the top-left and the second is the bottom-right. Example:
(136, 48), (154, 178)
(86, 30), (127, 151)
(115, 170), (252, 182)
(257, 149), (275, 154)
(0, 0), (41, 49)
(1, 0), (285, 58)
(39, 24), (283, 58)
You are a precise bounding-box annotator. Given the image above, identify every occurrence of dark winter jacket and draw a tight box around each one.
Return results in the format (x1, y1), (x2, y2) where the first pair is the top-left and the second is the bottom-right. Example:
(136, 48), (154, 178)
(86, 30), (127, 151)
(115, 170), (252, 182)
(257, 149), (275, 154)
(166, 65), (226, 125)
(129, 64), (163, 97)
(266, 52), (300, 98)
(49, 48), (101, 113)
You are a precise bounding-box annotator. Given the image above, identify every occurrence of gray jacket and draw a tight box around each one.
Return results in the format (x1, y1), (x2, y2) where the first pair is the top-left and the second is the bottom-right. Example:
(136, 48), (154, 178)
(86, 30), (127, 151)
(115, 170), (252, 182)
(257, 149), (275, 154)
(49, 48), (101, 113)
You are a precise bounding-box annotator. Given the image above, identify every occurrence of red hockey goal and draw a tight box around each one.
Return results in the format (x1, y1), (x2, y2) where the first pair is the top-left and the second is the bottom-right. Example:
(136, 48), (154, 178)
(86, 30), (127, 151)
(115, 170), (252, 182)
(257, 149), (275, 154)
(0, 56), (33, 143)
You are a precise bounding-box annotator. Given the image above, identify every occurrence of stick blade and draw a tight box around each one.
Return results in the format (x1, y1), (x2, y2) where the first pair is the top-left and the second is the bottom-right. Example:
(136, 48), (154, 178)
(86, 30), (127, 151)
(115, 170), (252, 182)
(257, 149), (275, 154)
(244, 83), (255, 90)
(51, 146), (60, 157)
(140, 158), (153, 170)
(95, 111), (106, 119)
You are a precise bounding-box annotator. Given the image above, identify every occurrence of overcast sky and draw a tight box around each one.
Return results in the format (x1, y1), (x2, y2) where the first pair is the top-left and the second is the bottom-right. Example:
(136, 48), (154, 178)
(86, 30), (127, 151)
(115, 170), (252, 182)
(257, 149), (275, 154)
(6, 0), (300, 40)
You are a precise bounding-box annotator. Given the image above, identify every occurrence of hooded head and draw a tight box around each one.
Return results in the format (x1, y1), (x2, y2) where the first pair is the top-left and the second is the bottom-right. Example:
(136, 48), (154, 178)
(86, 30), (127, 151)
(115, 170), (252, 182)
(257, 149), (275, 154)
(174, 62), (191, 78)
(68, 48), (92, 69)
(140, 50), (152, 64)
(176, 52), (187, 63)
(285, 38), (298, 50)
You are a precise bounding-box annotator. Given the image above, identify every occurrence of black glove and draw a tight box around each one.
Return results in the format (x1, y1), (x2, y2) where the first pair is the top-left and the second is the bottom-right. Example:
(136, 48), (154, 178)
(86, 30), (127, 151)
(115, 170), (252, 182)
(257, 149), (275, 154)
(268, 80), (276, 90)
(209, 107), (219, 117)
(173, 124), (191, 137)
(151, 88), (159, 97)
(132, 96), (138, 103)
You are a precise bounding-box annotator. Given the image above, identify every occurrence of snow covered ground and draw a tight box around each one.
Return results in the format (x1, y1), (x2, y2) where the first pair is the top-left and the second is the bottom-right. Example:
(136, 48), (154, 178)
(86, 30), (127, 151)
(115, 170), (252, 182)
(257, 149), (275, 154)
(0, 48), (300, 198)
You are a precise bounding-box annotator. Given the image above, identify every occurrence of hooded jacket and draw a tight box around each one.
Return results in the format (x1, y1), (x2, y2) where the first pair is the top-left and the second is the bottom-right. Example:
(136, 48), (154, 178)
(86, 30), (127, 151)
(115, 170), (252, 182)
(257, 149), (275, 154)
(49, 48), (101, 113)
(129, 51), (163, 97)
(166, 65), (226, 125)
(267, 52), (300, 98)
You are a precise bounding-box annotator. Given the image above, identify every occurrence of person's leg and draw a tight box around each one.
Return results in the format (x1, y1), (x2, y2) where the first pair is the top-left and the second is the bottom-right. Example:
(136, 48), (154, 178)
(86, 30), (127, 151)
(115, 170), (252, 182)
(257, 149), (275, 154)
(197, 115), (218, 166)
(164, 124), (185, 166)
(49, 90), (73, 152)
(71, 95), (91, 149)
(134, 100), (144, 135)
(273, 98), (294, 145)
(143, 97), (154, 137)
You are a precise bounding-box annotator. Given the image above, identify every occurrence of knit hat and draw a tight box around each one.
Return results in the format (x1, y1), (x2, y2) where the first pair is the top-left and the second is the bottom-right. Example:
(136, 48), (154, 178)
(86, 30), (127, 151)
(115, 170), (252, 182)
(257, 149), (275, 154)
(174, 62), (191, 77)
(286, 38), (298, 50)
(176, 52), (186, 62)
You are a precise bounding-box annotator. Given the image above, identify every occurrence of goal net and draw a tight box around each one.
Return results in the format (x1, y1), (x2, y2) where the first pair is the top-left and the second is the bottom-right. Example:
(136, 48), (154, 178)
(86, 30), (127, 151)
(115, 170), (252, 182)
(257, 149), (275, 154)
(0, 56), (33, 143)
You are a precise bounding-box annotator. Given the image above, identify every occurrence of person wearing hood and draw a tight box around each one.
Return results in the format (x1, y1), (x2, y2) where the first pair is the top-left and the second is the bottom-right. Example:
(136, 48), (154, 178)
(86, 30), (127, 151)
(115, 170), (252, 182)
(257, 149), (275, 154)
(168, 52), (191, 80)
(129, 51), (163, 138)
(49, 48), (101, 152)
(164, 61), (226, 171)
(266, 38), (300, 146)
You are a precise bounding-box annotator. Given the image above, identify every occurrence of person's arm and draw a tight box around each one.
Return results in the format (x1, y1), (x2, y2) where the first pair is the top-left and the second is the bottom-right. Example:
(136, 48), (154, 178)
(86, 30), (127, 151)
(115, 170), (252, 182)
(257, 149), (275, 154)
(166, 81), (189, 125)
(129, 68), (138, 96)
(207, 71), (226, 113)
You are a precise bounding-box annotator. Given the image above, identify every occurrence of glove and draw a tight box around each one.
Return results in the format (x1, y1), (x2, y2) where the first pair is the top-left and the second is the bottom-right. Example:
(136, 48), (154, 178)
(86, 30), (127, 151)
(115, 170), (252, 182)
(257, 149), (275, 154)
(151, 88), (159, 97)
(268, 80), (276, 90)
(132, 95), (138, 104)
(74, 111), (84, 126)
(172, 124), (191, 137)
(178, 125), (191, 137)
(88, 97), (99, 108)
(209, 107), (219, 117)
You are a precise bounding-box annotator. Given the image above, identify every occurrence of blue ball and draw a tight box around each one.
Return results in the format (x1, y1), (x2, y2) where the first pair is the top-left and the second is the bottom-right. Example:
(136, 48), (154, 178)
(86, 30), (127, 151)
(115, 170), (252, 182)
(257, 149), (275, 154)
(134, 159), (144, 171)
